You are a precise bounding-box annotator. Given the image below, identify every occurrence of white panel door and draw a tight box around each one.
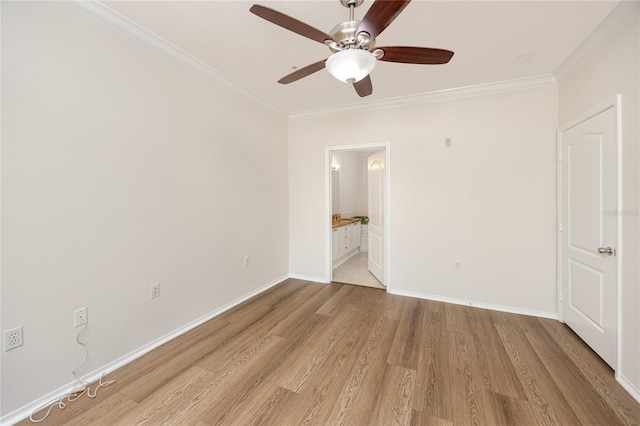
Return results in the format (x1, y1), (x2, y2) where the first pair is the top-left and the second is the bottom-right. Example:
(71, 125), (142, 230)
(368, 151), (385, 285)
(561, 105), (617, 368)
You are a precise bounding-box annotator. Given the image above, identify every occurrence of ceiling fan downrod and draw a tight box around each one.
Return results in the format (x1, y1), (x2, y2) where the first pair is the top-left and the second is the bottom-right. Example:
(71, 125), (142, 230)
(345, 0), (358, 21)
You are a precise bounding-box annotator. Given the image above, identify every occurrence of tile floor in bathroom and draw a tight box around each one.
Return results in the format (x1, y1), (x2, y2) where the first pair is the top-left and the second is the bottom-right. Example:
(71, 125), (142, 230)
(332, 251), (385, 289)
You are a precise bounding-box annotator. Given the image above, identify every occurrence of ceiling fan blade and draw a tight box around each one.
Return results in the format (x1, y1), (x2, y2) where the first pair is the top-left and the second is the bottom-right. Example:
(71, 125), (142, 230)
(353, 75), (373, 97)
(278, 59), (327, 84)
(357, 0), (411, 40)
(250, 5), (334, 44)
(377, 46), (454, 64)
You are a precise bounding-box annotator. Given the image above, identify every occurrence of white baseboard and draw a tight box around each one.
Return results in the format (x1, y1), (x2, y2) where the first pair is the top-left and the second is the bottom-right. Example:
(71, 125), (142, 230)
(331, 249), (359, 270)
(617, 374), (640, 404)
(388, 288), (558, 320)
(288, 273), (330, 283)
(1, 274), (289, 426)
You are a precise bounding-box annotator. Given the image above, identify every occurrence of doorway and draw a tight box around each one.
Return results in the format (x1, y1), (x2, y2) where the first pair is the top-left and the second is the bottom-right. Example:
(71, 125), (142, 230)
(325, 143), (390, 290)
(558, 95), (621, 369)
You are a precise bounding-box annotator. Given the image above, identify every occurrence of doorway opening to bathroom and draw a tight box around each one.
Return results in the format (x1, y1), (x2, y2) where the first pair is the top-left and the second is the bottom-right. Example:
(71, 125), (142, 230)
(326, 143), (390, 290)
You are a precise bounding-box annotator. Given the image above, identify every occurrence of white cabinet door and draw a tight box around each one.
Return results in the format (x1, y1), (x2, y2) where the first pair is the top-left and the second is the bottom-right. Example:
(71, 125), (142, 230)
(342, 226), (350, 253)
(334, 226), (349, 260)
(333, 222), (362, 263)
(332, 228), (340, 262)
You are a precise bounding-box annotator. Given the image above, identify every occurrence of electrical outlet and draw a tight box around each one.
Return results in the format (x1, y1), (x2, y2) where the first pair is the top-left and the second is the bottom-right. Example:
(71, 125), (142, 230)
(4, 326), (23, 351)
(74, 307), (88, 328)
(150, 283), (160, 299)
(453, 260), (462, 271)
(244, 256), (250, 267)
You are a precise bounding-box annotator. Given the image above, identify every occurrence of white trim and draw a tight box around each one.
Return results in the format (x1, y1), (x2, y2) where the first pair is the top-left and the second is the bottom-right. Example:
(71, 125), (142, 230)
(388, 288), (558, 320)
(556, 128), (563, 320)
(62, 0), (287, 118)
(325, 142), (391, 289)
(555, 1), (640, 82)
(288, 273), (329, 283)
(290, 75), (556, 121)
(332, 248), (360, 270)
(614, 95), (623, 378)
(557, 95), (622, 372)
(325, 149), (333, 283)
(56, 0), (640, 121)
(0, 274), (289, 426)
(559, 96), (619, 132)
(59, 1), (561, 121)
(616, 375), (640, 404)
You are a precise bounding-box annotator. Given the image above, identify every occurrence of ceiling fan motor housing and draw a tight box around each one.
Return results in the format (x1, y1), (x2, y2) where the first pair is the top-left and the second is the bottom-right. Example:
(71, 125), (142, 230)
(327, 20), (375, 52)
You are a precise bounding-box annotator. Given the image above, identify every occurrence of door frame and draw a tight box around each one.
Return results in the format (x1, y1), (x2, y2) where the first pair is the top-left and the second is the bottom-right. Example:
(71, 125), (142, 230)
(557, 94), (622, 371)
(325, 142), (391, 289)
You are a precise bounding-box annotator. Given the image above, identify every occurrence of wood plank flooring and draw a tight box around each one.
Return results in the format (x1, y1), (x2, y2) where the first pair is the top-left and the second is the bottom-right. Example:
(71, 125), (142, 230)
(22, 279), (640, 425)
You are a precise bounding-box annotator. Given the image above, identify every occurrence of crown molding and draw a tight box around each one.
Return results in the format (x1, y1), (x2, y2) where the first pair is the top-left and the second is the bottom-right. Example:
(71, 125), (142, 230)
(61, 1), (588, 122)
(555, 0), (640, 82)
(62, 0), (288, 118)
(289, 74), (557, 121)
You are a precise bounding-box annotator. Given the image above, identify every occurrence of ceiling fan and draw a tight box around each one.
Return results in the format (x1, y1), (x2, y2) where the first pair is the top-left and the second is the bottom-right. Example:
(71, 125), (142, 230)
(250, 0), (454, 97)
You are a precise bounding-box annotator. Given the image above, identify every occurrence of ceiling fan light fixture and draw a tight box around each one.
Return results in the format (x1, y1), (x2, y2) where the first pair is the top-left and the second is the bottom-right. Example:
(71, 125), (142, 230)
(325, 49), (377, 84)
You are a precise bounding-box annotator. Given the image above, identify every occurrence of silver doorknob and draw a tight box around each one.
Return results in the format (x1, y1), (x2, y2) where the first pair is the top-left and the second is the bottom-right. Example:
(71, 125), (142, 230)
(598, 247), (614, 256)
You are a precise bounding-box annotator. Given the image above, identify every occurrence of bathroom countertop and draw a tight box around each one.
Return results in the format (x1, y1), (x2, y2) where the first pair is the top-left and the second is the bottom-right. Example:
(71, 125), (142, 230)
(332, 218), (361, 229)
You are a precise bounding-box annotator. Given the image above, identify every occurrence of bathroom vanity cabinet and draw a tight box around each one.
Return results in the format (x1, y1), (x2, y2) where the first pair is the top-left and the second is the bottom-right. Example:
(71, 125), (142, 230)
(332, 221), (361, 264)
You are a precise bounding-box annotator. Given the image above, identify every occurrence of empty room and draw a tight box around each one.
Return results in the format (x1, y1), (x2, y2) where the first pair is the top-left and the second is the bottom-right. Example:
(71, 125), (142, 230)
(2, 0), (640, 424)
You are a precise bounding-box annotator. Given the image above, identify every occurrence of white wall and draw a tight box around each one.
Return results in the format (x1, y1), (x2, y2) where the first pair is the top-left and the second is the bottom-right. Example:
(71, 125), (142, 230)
(289, 85), (559, 314)
(558, 9), (640, 398)
(1, 1), (288, 416)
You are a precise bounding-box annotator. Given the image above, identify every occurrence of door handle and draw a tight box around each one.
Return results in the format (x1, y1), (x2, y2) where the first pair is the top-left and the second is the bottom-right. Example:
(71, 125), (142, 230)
(597, 247), (615, 256)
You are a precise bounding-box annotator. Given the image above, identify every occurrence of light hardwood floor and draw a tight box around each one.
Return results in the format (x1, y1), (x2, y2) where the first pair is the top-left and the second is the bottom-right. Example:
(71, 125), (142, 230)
(22, 279), (640, 425)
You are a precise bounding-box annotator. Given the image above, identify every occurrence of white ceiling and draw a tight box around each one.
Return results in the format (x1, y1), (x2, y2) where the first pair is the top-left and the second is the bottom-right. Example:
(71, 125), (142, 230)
(103, 0), (619, 114)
